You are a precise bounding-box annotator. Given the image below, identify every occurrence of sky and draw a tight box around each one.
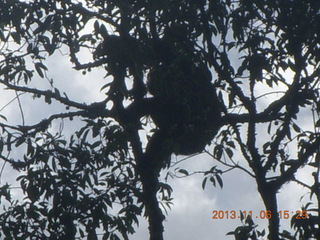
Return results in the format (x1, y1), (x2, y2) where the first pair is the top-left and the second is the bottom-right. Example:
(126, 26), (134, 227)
(0, 42), (315, 240)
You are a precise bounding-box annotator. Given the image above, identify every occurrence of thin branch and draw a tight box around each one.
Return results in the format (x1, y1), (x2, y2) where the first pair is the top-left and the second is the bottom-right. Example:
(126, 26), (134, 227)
(204, 150), (256, 178)
(173, 167), (235, 179)
(0, 80), (93, 110)
(222, 111), (284, 126)
(0, 155), (13, 165)
(17, 110), (93, 133)
(0, 92), (26, 112)
(0, 157), (8, 185)
(275, 136), (320, 188)
(293, 178), (311, 189)
(170, 152), (205, 167)
(15, 91), (25, 126)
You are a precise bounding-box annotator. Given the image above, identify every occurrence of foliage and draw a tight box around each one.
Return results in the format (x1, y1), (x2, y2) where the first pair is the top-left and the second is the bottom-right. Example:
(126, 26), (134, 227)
(227, 211), (266, 240)
(0, 0), (320, 240)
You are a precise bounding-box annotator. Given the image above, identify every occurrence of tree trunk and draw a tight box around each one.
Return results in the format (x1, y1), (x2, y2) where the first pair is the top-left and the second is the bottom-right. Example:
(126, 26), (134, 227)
(258, 184), (280, 240)
(137, 131), (171, 240)
(140, 166), (165, 240)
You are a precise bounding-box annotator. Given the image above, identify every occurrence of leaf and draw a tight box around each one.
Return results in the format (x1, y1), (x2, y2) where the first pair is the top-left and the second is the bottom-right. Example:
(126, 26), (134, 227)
(0, 114), (7, 121)
(178, 169), (189, 176)
(245, 215), (254, 226)
(35, 62), (47, 78)
(214, 145), (223, 161)
(240, 211), (244, 221)
(286, 128), (292, 140)
(11, 32), (21, 44)
(267, 121), (272, 134)
(292, 122), (301, 133)
(27, 139), (34, 157)
(0, 140), (3, 153)
(226, 231), (235, 236)
(308, 162), (319, 168)
(6, 133), (12, 152)
(127, 167), (133, 178)
(209, 176), (216, 187)
(100, 82), (112, 91)
(227, 41), (236, 50)
(0, 30), (6, 41)
(216, 174), (223, 188)
(102, 233), (110, 240)
(94, 20), (100, 33)
(92, 126), (100, 138)
(91, 140), (101, 149)
(44, 93), (52, 104)
(15, 137), (25, 147)
(225, 148), (233, 158)
(79, 33), (94, 43)
(202, 177), (207, 189)
(262, 141), (271, 154)
(226, 141), (235, 148)
(79, 228), (85, 238)
(257, 229), (265, 237)
(304, 202), (312, 210)
(54, 88), (60, 97)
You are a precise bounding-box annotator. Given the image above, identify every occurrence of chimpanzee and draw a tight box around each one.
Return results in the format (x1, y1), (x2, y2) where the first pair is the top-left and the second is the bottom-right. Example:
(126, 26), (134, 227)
(146, 55), (221, 155)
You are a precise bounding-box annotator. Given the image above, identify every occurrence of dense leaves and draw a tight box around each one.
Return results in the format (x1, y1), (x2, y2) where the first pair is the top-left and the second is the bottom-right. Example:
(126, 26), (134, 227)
(0, 0), (320, 240)
(0, 121), (141, 239)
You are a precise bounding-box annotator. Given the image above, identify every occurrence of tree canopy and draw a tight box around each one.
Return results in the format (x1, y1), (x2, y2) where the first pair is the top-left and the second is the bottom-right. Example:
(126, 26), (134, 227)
(0, 0), (320, 239)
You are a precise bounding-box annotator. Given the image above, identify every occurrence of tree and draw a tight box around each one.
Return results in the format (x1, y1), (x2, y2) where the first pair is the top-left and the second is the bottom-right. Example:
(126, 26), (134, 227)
(0, 1), (320, 240)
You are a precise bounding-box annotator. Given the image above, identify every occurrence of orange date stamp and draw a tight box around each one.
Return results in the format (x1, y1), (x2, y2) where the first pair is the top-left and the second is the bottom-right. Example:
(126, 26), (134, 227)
(212, 210), (309, 220)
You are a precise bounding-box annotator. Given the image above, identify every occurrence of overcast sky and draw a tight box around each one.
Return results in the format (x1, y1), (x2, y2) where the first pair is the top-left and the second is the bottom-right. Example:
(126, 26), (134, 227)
(0, 46), (314, 240)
